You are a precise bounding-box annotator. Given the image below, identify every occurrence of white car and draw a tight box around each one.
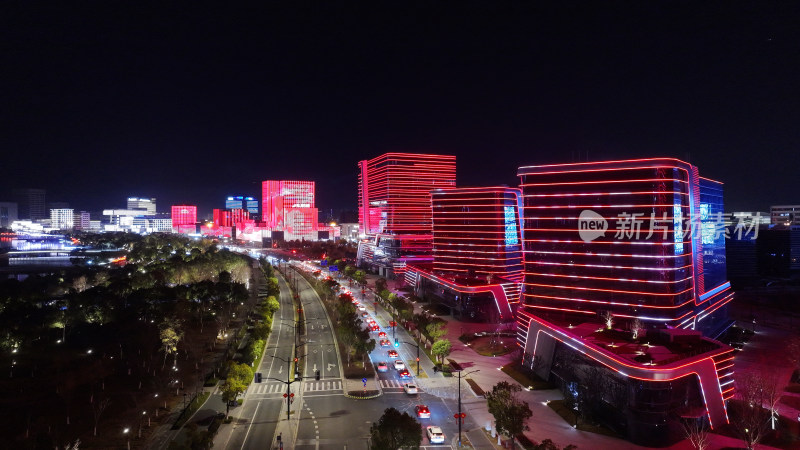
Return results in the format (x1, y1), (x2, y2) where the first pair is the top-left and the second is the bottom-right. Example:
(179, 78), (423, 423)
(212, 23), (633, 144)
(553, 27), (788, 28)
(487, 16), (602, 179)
(403, 383), (418, 394)
(358, 305), (366, 311)
(394, 360), (405, 370)
(426, 426), (445, 444)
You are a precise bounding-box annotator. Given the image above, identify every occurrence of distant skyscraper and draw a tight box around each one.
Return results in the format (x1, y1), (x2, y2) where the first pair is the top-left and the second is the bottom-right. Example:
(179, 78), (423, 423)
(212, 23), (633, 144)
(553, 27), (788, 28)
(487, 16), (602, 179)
(74, 211), (91, 230)
(171, 205), (197, 234)
(50, 209), (74, 230)
(261, 181), (318, 239)
(356, 152), (456, 278)
(13, 188), (46, 220)
(225, 196), (259, 215)
(771, 205), (800, 226)
(0, 202), (18, 228)
(127, 197), (157, 215)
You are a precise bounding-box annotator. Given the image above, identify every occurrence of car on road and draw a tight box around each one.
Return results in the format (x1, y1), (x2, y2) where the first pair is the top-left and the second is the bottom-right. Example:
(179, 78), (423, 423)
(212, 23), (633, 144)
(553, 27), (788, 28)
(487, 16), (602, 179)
(361, 312), (369, 317)
(403, 383), (418, 394)
(398, 370), (411, 379)
(387, 350), (399, 358)
(378, 331), (387, 338)
(394, 360), (405, 370)
(379, 339), (391, 347)
(426, 426), (445, 444)
(370, 325), (380, 331)
(376, 362), (389, 372)
(358, 305), (366, 311)
(415, 405), (431, 418)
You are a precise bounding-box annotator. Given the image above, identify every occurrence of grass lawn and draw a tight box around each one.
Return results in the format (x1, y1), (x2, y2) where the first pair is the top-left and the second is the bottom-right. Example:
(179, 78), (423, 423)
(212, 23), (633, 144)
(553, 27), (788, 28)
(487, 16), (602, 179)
(501, 363), (555, 390)
(547, 399), (621, 438)
(467, 336), (517, 357)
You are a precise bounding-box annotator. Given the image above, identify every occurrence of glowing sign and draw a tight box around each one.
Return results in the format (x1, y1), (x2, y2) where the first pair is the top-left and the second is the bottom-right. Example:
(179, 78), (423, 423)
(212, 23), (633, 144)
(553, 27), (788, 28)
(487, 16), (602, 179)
(504, 206), (519, 246)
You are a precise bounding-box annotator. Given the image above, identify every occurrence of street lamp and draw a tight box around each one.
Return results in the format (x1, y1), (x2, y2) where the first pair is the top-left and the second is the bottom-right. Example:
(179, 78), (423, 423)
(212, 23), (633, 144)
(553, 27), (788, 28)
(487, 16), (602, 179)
(451, 362), (479, 447)
(123, 427), (130, 450)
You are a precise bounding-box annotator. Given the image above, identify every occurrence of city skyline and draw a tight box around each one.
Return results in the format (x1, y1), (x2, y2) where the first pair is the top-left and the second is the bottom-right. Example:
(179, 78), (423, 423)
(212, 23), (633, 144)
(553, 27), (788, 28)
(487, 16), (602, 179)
(2, 3), (799, 214)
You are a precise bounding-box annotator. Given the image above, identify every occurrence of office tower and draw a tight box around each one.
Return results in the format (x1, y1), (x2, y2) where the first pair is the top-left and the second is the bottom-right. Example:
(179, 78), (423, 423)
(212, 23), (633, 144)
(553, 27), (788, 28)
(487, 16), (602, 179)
(0, 202), (18, 228)
(403, 186), (522, 322)
(13, 188), (46, 220)
(516, 158), (734, 445)
(226, 196), (259, 216)
(127, 197), (157, 215)
(262, 181), (318, 239)
(356, 152), (456, 278)
(50, 209), (74, 230)
(171, 205), (197, 234)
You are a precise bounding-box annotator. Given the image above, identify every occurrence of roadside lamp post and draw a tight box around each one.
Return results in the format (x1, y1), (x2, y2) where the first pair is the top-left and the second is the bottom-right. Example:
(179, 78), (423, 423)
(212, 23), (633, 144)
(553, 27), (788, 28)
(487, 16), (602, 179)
(123, 427), (130, 450)
(452, 362), (479, 447)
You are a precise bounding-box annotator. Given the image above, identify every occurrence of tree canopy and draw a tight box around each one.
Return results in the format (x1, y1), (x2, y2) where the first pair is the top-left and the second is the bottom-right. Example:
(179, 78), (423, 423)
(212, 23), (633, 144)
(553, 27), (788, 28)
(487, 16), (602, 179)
(486, 381), (533, 446)
(370, 407), (422, 450)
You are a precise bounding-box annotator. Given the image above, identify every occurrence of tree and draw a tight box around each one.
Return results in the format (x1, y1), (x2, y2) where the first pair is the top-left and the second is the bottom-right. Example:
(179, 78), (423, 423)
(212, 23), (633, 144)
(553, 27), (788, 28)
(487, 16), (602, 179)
(374, 277), (387, 294)
(159, 318), (183, 368)
(222, 362), (253, 415)
(353, 270), (366, 286)
(730, 370), (772, 449)
(681, 418), (710, 450)
(486, 381), (533, 447)
(369, 407), (422, 449)
(431, 339), (452, 364)
(91, 397), (111, 437)
(426, 321), (447, 341)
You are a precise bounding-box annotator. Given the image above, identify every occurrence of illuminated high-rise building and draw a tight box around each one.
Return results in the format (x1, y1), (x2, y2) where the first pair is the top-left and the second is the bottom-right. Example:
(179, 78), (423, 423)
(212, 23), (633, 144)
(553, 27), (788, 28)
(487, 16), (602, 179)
(261, 181), (318, 239)
(226, 196), (259, 216)
(516, 158), (734, 445)
(404, 186), (522, 322)
(171, 205), (197, 234)
(127, 197), (157, 215)
(50, 208), (74, 230)
(356, 152), (456, 278)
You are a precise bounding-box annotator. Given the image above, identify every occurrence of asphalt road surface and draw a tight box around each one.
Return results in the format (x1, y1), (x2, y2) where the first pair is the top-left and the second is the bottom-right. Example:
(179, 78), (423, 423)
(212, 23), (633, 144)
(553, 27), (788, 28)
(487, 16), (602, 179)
(219, 271), (297, 450)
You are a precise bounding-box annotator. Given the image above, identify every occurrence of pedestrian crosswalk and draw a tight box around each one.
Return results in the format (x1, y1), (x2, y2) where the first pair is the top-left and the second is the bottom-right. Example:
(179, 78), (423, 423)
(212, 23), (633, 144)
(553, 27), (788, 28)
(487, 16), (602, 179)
(379, 379), (420, 390)
(250, 383), (288, 395)
(303, 380), (342, 392)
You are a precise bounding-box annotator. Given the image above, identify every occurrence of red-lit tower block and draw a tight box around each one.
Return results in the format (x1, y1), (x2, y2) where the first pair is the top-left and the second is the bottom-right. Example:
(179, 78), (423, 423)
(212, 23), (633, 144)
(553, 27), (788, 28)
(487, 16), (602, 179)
(403, 187), (523, 323)
(516, 158), (734, 446)
(356, 153), (456, 278)
(262, 180), (318, 240)
(171, 205), (197, 234)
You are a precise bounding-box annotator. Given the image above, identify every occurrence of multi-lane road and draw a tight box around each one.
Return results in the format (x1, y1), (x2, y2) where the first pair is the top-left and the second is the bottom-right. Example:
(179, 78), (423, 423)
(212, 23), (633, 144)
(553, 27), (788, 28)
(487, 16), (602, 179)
(216, 258), (469, 449)
(217, 269), (297, 449)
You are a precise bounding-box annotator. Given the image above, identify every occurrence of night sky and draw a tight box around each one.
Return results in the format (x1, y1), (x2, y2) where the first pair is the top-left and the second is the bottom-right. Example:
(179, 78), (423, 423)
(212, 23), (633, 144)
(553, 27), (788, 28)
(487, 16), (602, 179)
(2, 2), (799, 218)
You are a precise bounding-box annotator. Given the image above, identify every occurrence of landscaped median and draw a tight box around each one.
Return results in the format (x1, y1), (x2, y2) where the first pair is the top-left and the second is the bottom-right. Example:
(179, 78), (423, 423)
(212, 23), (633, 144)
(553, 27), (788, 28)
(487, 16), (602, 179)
(293, 267), (377, 384)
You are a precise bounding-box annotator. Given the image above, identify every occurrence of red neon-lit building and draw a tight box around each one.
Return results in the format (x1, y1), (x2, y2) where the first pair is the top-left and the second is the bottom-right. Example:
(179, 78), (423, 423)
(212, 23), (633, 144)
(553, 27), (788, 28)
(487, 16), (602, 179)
(516, 158), (733, 445)
(262, 180), (318, 240)
(404, 187), (522, 322)
(171, 205), (197, 234)
(357, 152), (456, 278)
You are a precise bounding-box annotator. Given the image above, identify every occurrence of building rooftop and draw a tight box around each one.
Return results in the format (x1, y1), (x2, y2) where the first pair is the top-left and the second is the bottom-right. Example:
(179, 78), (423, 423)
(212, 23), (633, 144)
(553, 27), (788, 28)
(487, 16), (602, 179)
(560, 321), (726, 367)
